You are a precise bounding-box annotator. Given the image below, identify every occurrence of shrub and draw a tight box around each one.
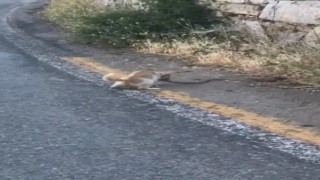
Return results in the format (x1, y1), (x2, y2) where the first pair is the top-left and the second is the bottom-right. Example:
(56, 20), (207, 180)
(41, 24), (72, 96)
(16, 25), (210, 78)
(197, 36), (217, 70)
(75, 0), (220, 46)
(141, 0), (215, 31)
(77, 10), (152, 47)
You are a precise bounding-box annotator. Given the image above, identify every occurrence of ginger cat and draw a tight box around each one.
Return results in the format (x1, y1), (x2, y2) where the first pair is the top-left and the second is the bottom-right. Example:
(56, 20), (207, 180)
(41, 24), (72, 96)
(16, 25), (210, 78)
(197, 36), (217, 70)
(103, 70), (171, 89)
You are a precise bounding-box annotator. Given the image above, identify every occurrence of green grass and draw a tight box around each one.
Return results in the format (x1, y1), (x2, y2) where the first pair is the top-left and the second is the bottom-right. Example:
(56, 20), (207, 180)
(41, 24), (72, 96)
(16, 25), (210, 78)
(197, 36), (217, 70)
(44, 0), (221, 47)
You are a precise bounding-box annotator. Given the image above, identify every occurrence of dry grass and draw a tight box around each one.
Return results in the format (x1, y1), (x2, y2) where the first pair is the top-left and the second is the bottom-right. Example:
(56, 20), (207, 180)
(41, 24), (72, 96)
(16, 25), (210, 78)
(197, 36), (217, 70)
(141, 38), (265, 69)
(138, 37), (320, 86)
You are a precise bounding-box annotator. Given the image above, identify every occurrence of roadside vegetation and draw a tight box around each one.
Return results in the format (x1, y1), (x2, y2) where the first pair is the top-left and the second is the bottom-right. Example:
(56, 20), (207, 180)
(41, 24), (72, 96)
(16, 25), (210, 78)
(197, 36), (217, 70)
(44, 0), (320, 87)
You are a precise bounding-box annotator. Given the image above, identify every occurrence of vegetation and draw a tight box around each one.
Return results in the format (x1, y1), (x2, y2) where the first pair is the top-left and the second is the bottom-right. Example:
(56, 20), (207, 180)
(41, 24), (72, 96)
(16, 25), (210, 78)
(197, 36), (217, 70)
(44, 0), (320, 86)
(45, 0), (219, 47)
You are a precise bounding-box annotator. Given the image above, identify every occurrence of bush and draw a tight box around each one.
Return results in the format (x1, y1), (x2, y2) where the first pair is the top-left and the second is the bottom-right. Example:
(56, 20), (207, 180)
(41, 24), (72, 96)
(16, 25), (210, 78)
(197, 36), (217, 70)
(62, 0), (220, 47)
(77, 10), (152, 47)
(141, 0), (215, 31)
(44, 0), (222, 47)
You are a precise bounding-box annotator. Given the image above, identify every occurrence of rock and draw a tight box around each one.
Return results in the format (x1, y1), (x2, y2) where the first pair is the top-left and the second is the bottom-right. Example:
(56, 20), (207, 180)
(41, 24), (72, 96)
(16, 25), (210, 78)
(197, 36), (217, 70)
(259, 1), (320, 25)
(248, 0), (269, 5)
(215, 0), (269, 5)
(305, 26), (320, 44)
(219, 4), (260, 16)
(240, 20), (269, 40)
(96, 0), (143, 9)
(277, 31), (306, 43)
(216, 0), (248, 3)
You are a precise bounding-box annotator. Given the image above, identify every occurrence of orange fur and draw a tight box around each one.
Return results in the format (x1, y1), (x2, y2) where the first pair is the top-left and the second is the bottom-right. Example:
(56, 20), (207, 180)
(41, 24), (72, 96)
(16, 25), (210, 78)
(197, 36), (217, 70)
(102, 70), (171, 89)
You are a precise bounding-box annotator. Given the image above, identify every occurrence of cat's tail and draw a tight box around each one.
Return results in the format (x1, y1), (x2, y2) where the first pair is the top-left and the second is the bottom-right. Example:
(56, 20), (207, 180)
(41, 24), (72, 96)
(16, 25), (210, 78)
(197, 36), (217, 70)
(102, 73), (128, 82)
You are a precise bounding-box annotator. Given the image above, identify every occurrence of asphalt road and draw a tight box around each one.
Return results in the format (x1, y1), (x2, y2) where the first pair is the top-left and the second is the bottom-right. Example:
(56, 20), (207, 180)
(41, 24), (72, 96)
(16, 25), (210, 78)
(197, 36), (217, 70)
(1, 0), (320, 180)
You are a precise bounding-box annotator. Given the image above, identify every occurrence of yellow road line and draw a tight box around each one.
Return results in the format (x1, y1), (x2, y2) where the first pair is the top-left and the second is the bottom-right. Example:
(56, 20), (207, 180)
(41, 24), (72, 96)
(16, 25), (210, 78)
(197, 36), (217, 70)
(61, 56), (320, 146)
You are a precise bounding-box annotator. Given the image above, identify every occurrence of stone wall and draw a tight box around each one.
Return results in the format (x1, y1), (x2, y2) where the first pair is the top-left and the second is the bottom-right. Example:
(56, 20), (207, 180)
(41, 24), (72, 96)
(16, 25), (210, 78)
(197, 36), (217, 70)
(97, 0), (320, 44)
(206, 0), (320, 44)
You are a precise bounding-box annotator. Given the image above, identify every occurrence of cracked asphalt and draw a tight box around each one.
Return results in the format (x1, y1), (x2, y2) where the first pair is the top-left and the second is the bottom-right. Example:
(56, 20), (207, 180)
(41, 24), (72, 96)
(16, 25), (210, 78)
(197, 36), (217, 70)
(0, 0), (320, 179)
